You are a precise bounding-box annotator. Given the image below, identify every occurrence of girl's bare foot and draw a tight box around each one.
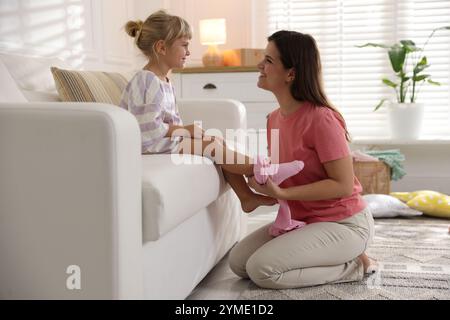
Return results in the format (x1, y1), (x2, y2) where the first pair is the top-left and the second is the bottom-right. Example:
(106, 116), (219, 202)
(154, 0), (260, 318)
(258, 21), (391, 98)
(358, 253), (378, 274)
(241, 194), (278, 213)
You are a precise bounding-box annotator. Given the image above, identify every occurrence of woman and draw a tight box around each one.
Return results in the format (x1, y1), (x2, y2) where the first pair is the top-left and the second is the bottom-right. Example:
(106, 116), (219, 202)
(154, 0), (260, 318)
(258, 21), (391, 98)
(229, 30), (377, 289)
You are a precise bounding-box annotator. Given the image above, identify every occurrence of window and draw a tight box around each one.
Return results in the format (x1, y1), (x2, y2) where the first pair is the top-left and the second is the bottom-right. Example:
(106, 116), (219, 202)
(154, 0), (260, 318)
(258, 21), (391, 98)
(266, 0), (450, 138)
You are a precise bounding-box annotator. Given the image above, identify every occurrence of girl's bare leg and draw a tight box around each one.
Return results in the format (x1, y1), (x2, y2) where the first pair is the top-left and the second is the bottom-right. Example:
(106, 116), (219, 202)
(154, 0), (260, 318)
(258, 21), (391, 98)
(222, 170), (277, 213)
(179, 137), (254, 175)
(178, 137), (276, 213)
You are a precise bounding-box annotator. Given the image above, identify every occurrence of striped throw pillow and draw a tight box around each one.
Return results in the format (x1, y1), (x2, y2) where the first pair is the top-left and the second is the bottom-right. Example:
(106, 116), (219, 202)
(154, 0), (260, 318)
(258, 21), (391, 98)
(51, 67), (129, 106)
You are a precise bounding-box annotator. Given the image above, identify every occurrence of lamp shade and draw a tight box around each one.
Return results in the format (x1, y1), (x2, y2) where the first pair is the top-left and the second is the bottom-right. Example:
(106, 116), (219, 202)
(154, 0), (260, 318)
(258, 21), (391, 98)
(199, 19), (226, 45)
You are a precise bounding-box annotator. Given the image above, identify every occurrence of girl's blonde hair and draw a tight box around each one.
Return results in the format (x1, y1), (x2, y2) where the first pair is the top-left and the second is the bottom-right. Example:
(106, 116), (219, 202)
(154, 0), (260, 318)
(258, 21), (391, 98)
(125, 10), (192, 61)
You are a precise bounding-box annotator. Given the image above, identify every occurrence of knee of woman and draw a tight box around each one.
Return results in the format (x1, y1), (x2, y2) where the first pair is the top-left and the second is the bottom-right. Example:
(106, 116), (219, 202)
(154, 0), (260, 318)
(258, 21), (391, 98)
(229, 246), (249, 279)
(229, 261), (249, 279)
(246, 255), (279, 289)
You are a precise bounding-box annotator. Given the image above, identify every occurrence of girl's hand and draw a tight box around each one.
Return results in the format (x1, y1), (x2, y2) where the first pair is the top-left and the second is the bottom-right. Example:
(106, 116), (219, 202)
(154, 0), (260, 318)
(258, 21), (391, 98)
(184, 124), (205, 139)
(248, 177), (284, 199)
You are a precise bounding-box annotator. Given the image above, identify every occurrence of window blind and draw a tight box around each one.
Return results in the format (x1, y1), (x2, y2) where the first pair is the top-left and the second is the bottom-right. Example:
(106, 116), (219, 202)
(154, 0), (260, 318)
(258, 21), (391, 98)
(267, 0), (450, 138)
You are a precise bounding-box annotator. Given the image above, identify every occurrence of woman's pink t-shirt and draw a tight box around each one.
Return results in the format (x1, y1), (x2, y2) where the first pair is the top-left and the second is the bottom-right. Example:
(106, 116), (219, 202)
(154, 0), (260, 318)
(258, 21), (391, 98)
(267, 102), (366, 224)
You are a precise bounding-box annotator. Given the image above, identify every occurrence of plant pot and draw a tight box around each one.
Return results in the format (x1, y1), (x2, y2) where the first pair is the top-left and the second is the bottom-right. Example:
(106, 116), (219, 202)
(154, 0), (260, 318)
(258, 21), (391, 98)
(388, 102), (424, 140)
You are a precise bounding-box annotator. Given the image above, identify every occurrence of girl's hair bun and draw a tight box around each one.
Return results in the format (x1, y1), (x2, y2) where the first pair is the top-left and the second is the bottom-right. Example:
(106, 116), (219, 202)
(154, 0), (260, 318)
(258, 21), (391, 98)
(125, 20), (144, 38)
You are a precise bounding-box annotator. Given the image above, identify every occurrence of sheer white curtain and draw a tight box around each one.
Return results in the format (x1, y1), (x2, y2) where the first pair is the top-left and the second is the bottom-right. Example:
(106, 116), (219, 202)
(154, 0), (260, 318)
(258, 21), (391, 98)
(266, 0), (450, 138)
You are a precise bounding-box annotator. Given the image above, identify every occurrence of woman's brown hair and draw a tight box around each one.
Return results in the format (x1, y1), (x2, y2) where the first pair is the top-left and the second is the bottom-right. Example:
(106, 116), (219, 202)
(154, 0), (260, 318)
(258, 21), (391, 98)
(268, 30), (350, 141)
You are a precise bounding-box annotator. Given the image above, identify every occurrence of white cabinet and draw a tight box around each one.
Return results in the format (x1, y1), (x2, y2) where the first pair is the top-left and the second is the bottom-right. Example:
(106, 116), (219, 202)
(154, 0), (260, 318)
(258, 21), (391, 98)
(171, 68), (277, 130)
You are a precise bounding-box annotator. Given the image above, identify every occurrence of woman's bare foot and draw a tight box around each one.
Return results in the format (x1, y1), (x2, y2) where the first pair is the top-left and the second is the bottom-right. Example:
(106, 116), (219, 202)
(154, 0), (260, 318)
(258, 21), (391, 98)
(241, 194), (278, 213)
(358, 253), (378, 274)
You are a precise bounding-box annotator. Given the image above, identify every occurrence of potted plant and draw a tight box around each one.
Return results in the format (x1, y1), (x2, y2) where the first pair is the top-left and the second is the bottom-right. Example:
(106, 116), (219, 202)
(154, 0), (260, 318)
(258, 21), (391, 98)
(357, 26), (450, 139)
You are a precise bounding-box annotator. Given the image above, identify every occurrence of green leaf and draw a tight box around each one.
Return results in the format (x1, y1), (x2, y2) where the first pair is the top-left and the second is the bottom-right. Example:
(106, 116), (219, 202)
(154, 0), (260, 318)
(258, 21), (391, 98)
(413, 74), (430, 82)
(396, 71), (409, 82)
(419, 56), (428, 65)
(414, 66), (430, 74)
(374, 99), (388, 112)
(400, 40), (415, 46)
(428, 79), (441, 86)
(413, 57), (429, 74)
(400, 40), (421, 53)
(356, 43), (390, 49)
(388, 44), (406, 73)
(382, 78), (398, 88)
(435, 26), (450, 31)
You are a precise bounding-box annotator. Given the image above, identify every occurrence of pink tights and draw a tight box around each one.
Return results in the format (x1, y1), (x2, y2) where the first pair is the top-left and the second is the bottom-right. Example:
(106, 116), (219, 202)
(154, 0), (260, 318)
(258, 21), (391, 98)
(253, 156), (306, 237)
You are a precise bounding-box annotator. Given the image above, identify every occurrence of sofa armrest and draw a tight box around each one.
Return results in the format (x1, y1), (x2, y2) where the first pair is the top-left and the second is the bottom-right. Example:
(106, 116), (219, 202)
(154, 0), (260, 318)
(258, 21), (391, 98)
(177, 98), (247, 132)
(177, 99), (248, 153)
(0, 102), (143, 299)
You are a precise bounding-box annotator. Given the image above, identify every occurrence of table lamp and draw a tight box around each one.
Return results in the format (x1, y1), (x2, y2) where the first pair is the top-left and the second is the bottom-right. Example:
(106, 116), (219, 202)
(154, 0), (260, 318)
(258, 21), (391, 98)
(199, 18), (226, 67)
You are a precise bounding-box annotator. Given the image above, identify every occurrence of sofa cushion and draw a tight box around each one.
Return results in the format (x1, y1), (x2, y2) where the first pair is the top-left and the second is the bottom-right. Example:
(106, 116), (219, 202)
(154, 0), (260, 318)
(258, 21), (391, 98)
(21, 90), (61, 102)
(141, 154), (229, 241)
(0, 59), (27, 103)
(0, 53), (69, 93)
(51, 67), (129, 106)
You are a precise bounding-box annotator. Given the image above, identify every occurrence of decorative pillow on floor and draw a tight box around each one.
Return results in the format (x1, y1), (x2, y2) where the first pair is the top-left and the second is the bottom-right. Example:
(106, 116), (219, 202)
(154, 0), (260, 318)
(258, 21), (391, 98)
(390, 190), (443, 203)
(51, 67), (129, 106)
(363, 194), (423, 218)
(391, 191), (450, 219)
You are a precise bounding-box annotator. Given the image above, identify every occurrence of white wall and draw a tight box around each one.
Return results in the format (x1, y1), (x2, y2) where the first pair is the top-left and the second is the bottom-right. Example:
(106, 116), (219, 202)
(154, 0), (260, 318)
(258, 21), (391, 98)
(134, 0), (167, 20)
(0, 0), (141, 72)
(0, 0), (261, 69)
(168, 0), (257, 66)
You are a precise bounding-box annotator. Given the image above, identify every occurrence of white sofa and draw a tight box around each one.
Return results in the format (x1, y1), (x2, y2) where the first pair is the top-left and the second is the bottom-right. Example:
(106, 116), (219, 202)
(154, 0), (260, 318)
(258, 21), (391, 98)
(0, 53), (248, 299)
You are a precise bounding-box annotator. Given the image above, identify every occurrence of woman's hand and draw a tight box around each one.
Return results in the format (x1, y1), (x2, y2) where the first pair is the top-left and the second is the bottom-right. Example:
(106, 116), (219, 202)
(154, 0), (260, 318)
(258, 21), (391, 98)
(205, 135), (226, 147)
(248, 177), (284, 199)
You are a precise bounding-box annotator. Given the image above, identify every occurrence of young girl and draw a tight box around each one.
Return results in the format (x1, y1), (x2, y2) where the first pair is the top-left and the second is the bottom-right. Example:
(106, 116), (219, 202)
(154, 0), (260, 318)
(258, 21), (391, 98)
(229, 30), (377, 289)
(120, 10), (304, 215)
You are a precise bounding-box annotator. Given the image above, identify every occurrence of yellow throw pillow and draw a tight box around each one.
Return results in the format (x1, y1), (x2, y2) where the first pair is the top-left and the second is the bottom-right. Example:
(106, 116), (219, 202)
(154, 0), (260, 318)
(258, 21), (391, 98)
(391, 190), (450, 219)
(390, 190), (444, 202)
(51, 67), (129, 106)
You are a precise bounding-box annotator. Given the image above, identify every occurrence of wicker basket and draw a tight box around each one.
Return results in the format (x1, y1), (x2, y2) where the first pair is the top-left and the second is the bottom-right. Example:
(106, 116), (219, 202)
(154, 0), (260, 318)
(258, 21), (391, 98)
(353, 161), (391, 195)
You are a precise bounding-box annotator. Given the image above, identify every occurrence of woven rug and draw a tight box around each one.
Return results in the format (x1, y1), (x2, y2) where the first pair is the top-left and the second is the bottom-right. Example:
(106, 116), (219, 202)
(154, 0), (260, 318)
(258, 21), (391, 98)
(239, 217), (450, 300)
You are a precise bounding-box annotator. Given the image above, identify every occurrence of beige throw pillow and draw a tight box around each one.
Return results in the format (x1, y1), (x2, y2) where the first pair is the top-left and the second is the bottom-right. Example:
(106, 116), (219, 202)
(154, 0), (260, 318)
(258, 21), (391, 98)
(51, 67), (129, 106)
